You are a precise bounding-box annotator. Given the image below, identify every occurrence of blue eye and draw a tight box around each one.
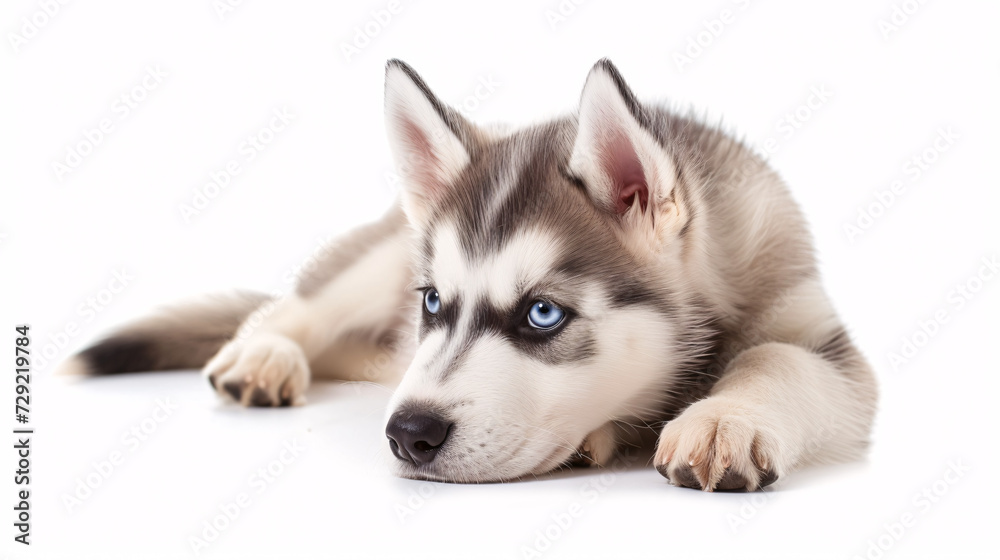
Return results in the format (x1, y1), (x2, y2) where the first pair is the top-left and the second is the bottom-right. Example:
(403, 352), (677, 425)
(424, 288), (441, 315)
(527, 301), (565, 330)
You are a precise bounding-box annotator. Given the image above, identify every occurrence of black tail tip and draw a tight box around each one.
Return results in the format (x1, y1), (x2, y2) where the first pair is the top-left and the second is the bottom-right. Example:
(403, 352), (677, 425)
(69, 337), (160, 376)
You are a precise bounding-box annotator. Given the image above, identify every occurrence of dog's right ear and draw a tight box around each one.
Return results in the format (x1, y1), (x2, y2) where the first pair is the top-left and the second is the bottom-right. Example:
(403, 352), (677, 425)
(384, 60), (474, 226)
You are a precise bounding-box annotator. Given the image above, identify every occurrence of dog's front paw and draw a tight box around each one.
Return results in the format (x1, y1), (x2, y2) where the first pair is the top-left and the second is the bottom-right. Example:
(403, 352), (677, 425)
(203, 333), (310, 407)
(653, 398), (780, 491)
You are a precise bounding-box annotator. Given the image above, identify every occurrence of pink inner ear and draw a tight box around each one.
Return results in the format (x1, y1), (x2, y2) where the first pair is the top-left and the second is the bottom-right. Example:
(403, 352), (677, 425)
(618, 182), (648, 214)
(401, 118), (443, 199)
(599, 130), (648, 215)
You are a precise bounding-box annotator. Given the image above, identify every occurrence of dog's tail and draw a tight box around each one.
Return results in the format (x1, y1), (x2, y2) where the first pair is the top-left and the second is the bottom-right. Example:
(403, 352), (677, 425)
(59, 291), (271, 376)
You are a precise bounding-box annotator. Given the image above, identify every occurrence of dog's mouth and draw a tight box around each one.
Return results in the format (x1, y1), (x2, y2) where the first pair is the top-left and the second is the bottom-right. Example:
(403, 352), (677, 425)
(390, 434), (581, 484)
(385, 401), (587, 482)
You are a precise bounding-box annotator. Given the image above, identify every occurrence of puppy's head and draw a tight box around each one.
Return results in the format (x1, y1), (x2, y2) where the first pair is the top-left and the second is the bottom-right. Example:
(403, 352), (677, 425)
(382, 59), (702, 482)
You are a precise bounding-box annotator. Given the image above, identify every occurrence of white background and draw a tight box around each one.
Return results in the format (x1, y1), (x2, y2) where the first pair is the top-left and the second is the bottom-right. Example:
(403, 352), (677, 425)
(2, 0), (998, 559)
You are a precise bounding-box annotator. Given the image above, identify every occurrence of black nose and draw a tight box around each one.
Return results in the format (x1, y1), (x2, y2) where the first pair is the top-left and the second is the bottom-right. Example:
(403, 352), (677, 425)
(385, 410), (452, 465)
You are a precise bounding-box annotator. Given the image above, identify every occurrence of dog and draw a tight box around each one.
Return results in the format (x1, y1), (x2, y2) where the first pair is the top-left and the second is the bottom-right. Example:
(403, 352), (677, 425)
(63, 59), (878, 491)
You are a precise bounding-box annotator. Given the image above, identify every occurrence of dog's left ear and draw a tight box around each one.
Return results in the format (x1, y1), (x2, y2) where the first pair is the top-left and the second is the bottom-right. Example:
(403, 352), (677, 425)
(384, 59), (477, 226)
(568, 60), (683, 249)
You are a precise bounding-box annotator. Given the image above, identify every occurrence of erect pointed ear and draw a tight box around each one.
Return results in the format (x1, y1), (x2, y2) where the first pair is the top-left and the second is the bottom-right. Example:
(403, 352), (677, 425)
(384, 59), (476, 226)
(568, 60), (682, 245)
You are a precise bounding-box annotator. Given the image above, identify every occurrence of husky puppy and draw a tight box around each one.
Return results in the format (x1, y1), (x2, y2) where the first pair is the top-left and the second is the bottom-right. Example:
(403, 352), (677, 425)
(66, 59), (877, 491)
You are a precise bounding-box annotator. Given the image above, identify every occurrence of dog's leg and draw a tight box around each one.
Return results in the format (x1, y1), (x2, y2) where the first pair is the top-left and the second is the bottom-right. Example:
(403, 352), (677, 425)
(577, 421), (650, 468)
(205, 207), (415, 406)
(577, 422), (621, 467)
(653, 284), (877, 491)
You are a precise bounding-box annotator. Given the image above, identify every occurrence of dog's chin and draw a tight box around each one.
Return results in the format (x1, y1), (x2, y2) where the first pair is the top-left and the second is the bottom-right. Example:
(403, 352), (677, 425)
(391, 465), (455, 483)
(391, 447), (577, 483)
(390, 461), (492, 484)
(528, 446), (576, 476)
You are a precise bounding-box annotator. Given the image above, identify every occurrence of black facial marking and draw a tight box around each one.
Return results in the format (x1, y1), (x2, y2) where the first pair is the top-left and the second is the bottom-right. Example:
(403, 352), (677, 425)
(419, 292), (462, 342)
(484, 295), (589, 364)
(608, 279), (665, 308)
(436, 292), (592, 381)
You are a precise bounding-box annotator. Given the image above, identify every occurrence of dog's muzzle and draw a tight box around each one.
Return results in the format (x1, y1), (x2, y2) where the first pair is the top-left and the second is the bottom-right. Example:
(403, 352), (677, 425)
(385, 409), (452, 466)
